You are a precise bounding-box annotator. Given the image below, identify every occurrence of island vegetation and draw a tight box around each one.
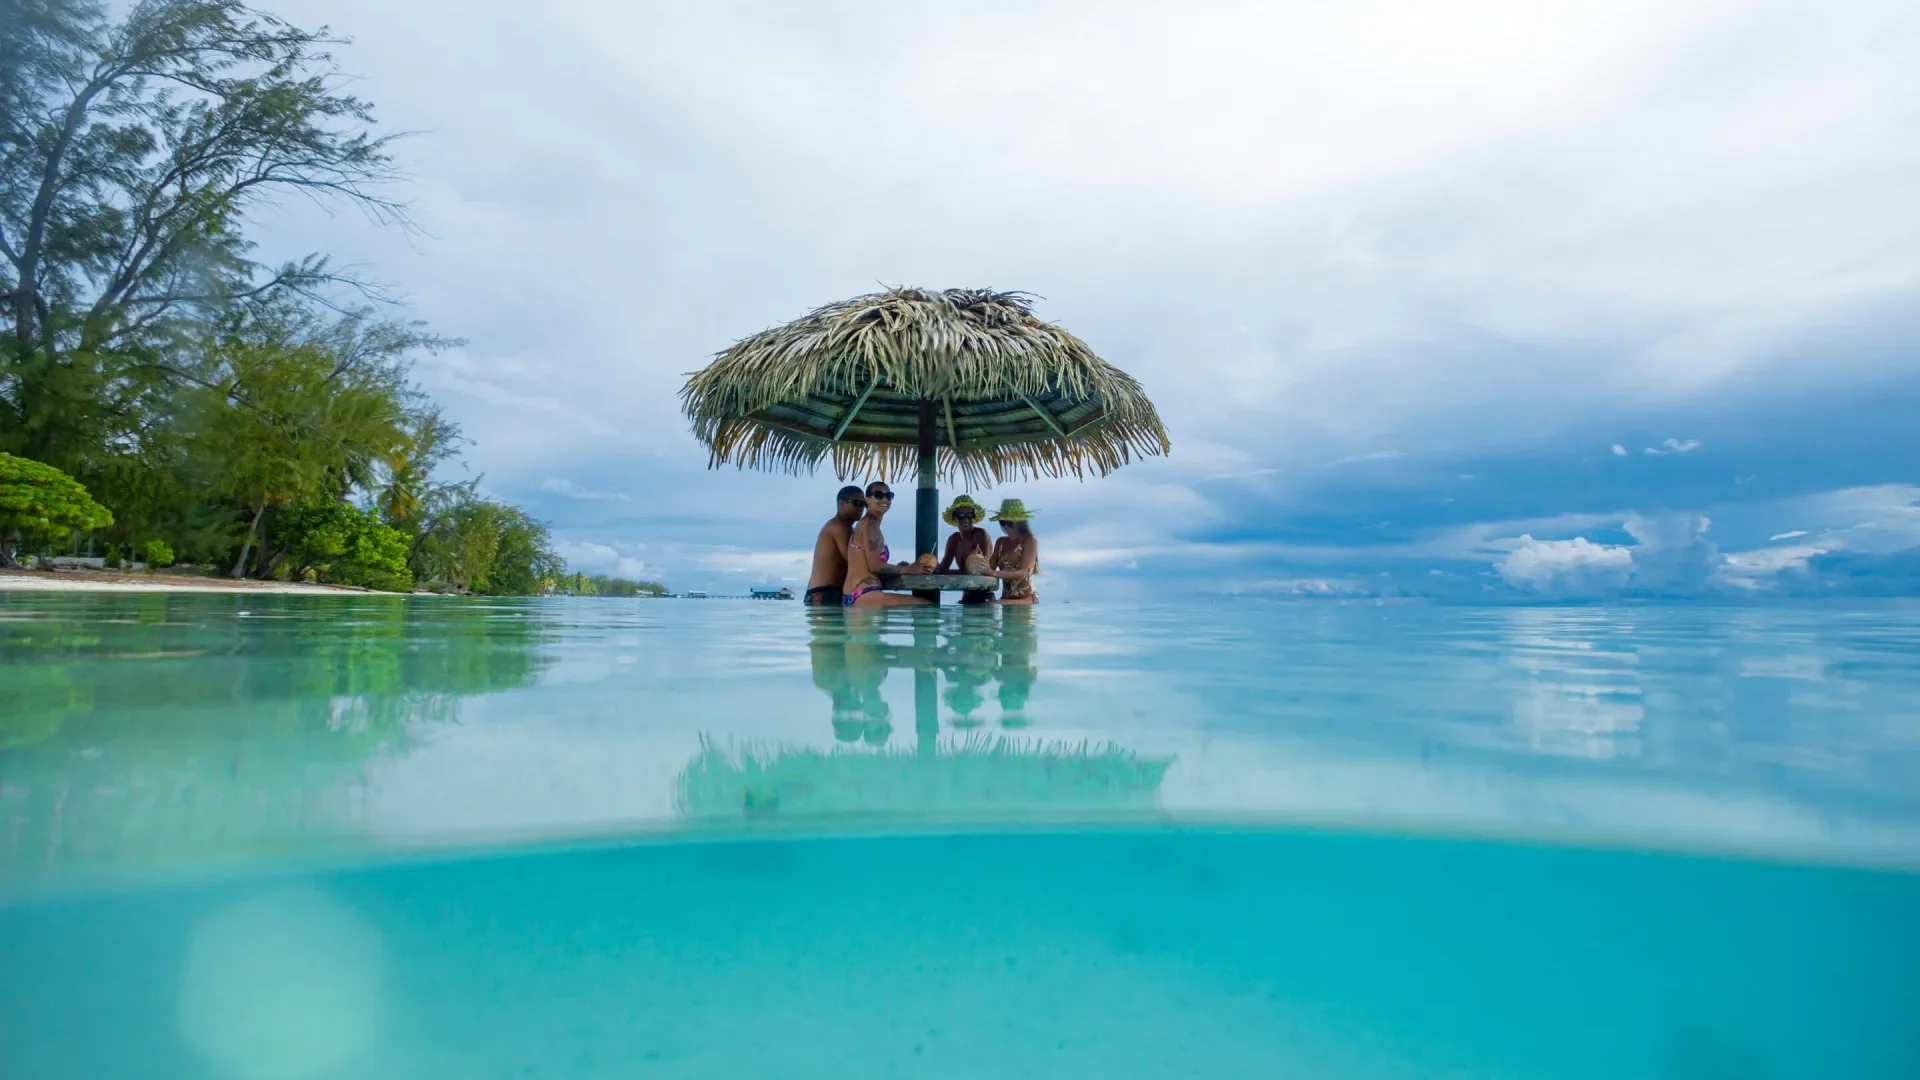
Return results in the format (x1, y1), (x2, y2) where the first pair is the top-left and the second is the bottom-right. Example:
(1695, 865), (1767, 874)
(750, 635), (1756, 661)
(0, 0), (637, 594)
(549, 572), (669, 598)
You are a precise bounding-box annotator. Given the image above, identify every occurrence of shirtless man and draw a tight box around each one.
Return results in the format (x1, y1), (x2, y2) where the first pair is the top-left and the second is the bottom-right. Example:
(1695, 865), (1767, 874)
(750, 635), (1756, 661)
(805, 485), (866, 605)
(842, 481), (932, 607)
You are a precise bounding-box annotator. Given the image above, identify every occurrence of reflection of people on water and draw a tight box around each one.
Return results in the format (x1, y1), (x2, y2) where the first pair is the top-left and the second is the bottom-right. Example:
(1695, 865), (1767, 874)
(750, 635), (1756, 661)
(686, 600), (1167, 820)
(805, 485), (866, 606)
(683, 609), (1173, 820)
(943, 612), (999, 727)
(985, 499), (1039, 605)
(808, 610), (891, 744)
(995, 607), (1039, 727)
(807, 613), (862, 741)
(841, 617), (894, 744)
(810, 602), (1043, 739)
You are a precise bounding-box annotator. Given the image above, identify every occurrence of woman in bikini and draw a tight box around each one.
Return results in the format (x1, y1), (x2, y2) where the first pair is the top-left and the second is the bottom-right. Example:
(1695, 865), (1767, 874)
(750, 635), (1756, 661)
(841, 482), (933, 607)
(984, 499), (1038, 605)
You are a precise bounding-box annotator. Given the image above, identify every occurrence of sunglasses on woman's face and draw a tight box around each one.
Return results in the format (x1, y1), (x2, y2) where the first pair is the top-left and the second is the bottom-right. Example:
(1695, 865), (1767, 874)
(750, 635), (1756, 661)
(866, 490), (894, 501)
(955, 512), (975, 521)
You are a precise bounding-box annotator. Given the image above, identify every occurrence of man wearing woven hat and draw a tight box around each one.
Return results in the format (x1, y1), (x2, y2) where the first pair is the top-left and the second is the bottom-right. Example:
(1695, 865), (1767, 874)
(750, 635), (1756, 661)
(936, 494), (994, 604)
(986, 499), (1039, 605)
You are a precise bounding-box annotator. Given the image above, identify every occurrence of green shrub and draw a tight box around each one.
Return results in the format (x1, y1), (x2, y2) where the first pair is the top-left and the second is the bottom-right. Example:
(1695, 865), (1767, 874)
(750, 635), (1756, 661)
(282, 501), (414, 592)
(103, 543), (123, 569)
(0, 453), (113, 568)
(144, 539), (175, 570)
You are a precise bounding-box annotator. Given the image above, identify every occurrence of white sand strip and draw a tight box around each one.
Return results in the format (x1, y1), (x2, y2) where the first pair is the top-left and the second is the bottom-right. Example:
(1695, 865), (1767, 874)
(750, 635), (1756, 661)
(0, 570), (372, 595)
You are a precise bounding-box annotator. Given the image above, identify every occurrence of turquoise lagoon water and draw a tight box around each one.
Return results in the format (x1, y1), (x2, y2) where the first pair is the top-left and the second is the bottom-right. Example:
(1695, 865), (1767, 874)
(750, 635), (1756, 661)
(1, 594), (1917, 1077)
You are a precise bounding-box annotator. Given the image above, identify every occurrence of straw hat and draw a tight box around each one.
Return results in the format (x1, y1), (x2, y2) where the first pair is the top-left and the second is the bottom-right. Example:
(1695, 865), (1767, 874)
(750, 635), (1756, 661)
(942, 494), (987, 527)
(989, 498), (1037, 522)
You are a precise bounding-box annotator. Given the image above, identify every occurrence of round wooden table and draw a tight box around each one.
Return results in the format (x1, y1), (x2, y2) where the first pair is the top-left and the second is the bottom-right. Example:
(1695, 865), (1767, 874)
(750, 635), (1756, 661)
(878, 572), (999, 600)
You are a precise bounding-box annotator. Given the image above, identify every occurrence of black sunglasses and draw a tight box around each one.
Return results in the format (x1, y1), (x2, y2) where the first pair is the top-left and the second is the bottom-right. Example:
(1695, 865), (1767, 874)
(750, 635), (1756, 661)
(847, 497), (867, 508)
(866, 490), (894, 500)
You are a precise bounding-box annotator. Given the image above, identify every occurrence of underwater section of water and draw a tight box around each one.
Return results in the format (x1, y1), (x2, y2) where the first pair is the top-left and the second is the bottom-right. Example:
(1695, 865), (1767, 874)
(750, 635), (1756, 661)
(2, 828), (1917, 1079)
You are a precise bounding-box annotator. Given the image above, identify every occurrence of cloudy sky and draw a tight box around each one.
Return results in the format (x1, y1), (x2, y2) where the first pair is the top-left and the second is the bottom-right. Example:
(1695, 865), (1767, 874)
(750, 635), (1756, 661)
(257, 0), (1920, 598)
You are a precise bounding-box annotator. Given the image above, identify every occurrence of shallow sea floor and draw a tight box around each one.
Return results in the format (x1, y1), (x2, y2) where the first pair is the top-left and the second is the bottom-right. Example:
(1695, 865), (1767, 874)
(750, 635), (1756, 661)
(2, 595), (1918, 1076)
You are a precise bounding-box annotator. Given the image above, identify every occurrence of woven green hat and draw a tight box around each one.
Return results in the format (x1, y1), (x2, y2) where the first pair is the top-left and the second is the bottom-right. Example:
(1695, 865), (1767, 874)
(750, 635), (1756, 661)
(989, 498), (1037, 522)
(943, 494), (987, 527)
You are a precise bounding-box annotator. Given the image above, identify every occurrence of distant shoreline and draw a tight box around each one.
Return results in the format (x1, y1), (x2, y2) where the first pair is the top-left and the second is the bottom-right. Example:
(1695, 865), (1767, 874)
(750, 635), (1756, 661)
(0, 568), (373, 595)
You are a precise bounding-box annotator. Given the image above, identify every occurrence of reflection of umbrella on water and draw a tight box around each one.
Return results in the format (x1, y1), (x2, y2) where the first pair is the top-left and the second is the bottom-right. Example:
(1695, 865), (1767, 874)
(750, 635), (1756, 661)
(682, 288), (1170, 559)
(676, 733), (1173, 818)
(807, 608), (1035, 743)
(701, 607), (1173, 817)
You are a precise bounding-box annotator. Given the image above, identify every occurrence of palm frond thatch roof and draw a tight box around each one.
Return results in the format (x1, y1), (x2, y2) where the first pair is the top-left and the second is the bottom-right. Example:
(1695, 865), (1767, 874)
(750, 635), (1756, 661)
(680, 288), (1170, 485)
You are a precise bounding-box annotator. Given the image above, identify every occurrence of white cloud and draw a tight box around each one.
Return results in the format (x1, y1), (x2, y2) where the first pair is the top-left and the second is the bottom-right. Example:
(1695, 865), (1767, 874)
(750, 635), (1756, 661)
(1719, 544), (1828, 589)
(1709, 485), (1920, 592)
(1620, 513), (1717, 591)
(1327, 450), (1406, 467)
(1229, 577), (1373, 597)
(1751, 484), (1920, 554)
(241, 0), (1920, 588)
(556, 541), (619, 571)
(694, 549), (812, 581)
(1497, 536), (1634, 592)
(412, 350), (623, 455)
(555, 541), (652, 581)
(1195, 467), (1282, 484)
(541, 478), (633, 502)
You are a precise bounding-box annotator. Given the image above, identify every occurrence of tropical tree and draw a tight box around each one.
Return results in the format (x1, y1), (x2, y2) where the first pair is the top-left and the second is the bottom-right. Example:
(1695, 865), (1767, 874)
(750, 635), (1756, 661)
(549, 573), (668, 597)
(1, 0), (405, 475)
(377, 404), (462, 531)
(1, 1), (578, 589)
(411, 493), (561, 595)
(488, 508), (562, 595)
(187, 306), (417, 575)
(0, 451), (113, 565)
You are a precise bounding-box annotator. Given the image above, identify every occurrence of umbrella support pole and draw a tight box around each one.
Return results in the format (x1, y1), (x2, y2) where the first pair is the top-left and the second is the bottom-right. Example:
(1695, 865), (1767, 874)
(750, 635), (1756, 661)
(915, 400), (939, 603)
(915, 616), (939, 757)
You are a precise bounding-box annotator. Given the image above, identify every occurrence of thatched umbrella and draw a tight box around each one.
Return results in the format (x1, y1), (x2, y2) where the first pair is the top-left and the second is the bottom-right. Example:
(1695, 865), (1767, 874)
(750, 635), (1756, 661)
(681, 288), (1170, 557)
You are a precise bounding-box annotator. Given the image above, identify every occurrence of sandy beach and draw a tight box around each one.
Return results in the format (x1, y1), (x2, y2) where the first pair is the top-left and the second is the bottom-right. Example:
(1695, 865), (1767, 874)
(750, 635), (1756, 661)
(0, 568), (375, 595)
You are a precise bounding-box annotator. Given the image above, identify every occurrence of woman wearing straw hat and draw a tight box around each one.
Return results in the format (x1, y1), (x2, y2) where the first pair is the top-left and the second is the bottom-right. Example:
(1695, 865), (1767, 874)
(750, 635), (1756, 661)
(936, 495), (994, 604)
(985, 499), (1039, 605)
